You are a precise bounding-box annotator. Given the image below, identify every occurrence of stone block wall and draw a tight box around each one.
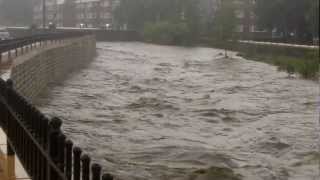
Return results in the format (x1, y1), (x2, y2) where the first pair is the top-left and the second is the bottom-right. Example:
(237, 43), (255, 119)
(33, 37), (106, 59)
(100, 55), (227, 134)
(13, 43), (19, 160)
(10, 35), (96, 102)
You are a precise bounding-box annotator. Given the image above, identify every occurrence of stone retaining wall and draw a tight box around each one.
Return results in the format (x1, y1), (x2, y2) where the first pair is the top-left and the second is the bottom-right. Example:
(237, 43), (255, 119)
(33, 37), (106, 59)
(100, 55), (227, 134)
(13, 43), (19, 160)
(10, 35), (96, 102)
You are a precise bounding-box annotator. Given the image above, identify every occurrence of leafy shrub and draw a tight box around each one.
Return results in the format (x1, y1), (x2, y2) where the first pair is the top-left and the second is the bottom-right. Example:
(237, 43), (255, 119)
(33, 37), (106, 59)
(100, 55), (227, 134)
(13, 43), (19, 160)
(143, 21), (191, 45)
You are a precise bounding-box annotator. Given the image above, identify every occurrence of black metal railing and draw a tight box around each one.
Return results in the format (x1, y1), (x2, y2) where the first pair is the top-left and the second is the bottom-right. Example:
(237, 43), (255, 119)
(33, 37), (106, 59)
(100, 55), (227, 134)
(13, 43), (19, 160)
(0, 78), (114, 180)
(0, 32), (91, 62)
(0, 32), (114, 180)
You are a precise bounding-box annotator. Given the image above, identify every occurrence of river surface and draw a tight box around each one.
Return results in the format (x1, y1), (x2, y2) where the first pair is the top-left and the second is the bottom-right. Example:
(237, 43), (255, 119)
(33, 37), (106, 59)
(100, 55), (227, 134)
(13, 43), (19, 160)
(35, 42), (319, 180)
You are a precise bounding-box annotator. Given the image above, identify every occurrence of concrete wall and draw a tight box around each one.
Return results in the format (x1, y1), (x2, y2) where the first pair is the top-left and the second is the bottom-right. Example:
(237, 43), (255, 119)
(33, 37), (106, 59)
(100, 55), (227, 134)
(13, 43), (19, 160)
(10, 35), (96, 102)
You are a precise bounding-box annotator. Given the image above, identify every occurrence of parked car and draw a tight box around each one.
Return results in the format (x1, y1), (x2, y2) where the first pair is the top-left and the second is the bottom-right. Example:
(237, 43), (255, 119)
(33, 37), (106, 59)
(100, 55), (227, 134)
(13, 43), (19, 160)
(0, 29), (11, 40)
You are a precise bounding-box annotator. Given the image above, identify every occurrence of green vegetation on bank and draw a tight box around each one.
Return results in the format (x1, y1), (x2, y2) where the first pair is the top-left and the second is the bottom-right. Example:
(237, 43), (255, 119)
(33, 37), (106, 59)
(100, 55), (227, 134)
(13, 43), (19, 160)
(207, 40), (319, 80)
(141, 0), (236, 46)
(242, 50), (319, 79)
(143, 22), (193, 45)
(115, 0), (319, 44)
(115, 0), (200, 45)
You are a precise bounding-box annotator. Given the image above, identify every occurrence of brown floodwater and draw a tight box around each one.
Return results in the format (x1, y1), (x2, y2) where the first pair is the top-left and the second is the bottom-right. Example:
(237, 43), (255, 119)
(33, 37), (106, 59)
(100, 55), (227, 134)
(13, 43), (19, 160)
(35, 42), (319, 180)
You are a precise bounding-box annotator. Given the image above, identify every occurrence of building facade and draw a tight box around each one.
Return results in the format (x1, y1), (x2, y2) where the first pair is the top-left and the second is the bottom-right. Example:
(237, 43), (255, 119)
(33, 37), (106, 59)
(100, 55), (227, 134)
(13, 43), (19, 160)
(33, 0), (119, 28)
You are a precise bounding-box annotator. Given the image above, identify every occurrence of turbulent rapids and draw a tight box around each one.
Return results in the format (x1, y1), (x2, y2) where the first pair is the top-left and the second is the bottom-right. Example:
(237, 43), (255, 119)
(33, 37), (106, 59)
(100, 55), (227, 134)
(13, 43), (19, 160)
(36, 42), (319, 180)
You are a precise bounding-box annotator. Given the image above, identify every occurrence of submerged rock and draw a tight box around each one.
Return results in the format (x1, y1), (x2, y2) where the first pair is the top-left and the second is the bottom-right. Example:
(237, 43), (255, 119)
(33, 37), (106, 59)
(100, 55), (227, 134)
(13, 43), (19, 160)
(188, 167), (242, 180)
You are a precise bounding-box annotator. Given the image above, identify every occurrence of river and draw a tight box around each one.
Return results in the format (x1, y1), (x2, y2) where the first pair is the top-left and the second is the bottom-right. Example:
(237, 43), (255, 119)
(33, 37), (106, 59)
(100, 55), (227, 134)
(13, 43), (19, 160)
(35, 42), (319, 180)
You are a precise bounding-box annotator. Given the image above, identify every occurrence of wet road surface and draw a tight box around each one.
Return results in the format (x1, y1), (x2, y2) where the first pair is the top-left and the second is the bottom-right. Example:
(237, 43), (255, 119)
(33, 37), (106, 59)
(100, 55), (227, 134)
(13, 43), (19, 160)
(36, 42), (319, 180)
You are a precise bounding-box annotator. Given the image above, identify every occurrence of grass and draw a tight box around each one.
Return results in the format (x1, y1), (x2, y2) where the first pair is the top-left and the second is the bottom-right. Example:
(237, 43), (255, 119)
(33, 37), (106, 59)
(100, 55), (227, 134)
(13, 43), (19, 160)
(239, 50), (319, 80)
(204, 39), (319, 80)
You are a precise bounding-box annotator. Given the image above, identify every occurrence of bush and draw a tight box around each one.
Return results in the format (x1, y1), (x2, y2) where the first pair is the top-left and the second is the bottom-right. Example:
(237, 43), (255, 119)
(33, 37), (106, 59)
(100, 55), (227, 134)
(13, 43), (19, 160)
(143, 21), (191, 45)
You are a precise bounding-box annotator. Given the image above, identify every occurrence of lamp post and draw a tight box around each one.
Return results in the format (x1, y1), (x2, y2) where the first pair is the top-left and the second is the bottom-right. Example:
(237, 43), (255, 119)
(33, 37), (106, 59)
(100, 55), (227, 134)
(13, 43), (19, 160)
(43, 0), (46, 28)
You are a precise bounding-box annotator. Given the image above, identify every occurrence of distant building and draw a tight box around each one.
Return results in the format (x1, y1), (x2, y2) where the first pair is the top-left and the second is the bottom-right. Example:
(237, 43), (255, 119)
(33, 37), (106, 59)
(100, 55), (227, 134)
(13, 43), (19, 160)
(33, 0), (120, 28)
(33, 0), (62, 27)
(75, 0), (120, 28)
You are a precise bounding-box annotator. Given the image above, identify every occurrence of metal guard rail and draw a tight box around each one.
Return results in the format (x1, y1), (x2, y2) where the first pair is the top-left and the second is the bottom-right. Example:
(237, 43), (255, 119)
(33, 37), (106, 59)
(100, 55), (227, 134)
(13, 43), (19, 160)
(0, 35), (115, 180)
(0, 32), (92, 58)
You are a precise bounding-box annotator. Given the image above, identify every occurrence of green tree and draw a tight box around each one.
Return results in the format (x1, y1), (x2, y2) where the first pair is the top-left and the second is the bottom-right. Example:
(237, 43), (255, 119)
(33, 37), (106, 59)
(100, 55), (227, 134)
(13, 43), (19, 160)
(114, 0), (200, 44)
(212, 0), (237, 57)
(114, 0), (152, 30)
(306, 0), (319, 40)
(255, 0), (312, 42)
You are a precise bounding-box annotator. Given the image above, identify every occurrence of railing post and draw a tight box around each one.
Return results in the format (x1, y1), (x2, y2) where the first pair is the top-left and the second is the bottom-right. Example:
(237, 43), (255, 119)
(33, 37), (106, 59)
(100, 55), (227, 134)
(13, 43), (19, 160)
(92, 164), (102, 180)
(65, 140), (73, 180)
(5, 78), (13, 135)
(41, 116), (49, 180)
(81, 154), (91, 180)
(41, 115), (49, 147)
(0, 79), (4, 127)
(48, 117), (62, 180)
(58, 133), (66, 172)
(73, 147), (82, 180)
(35, 114), (46, 180)
(5, 79), (16, 180)
(102, 174), (114, 180)
(2, 79), (11, 132)
(8, 50), (11, 60)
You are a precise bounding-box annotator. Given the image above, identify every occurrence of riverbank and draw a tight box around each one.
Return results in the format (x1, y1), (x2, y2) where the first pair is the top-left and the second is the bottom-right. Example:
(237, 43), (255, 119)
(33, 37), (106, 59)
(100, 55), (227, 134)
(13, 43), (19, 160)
(238, 51), (319, 80)
(202, 40), (319, 80)
(142, 36), (319, 80)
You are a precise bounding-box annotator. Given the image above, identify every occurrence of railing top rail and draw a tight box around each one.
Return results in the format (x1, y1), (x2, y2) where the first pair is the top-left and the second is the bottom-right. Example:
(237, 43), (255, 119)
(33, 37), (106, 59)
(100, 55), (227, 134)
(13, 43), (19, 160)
(0, 32), (92, 53)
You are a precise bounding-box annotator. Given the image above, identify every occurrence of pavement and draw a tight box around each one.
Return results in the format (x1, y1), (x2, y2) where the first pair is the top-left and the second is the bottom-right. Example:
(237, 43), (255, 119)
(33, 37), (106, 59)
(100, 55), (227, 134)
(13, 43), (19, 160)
(0, 128), (31, 180)
(239, 40), (319, 49)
